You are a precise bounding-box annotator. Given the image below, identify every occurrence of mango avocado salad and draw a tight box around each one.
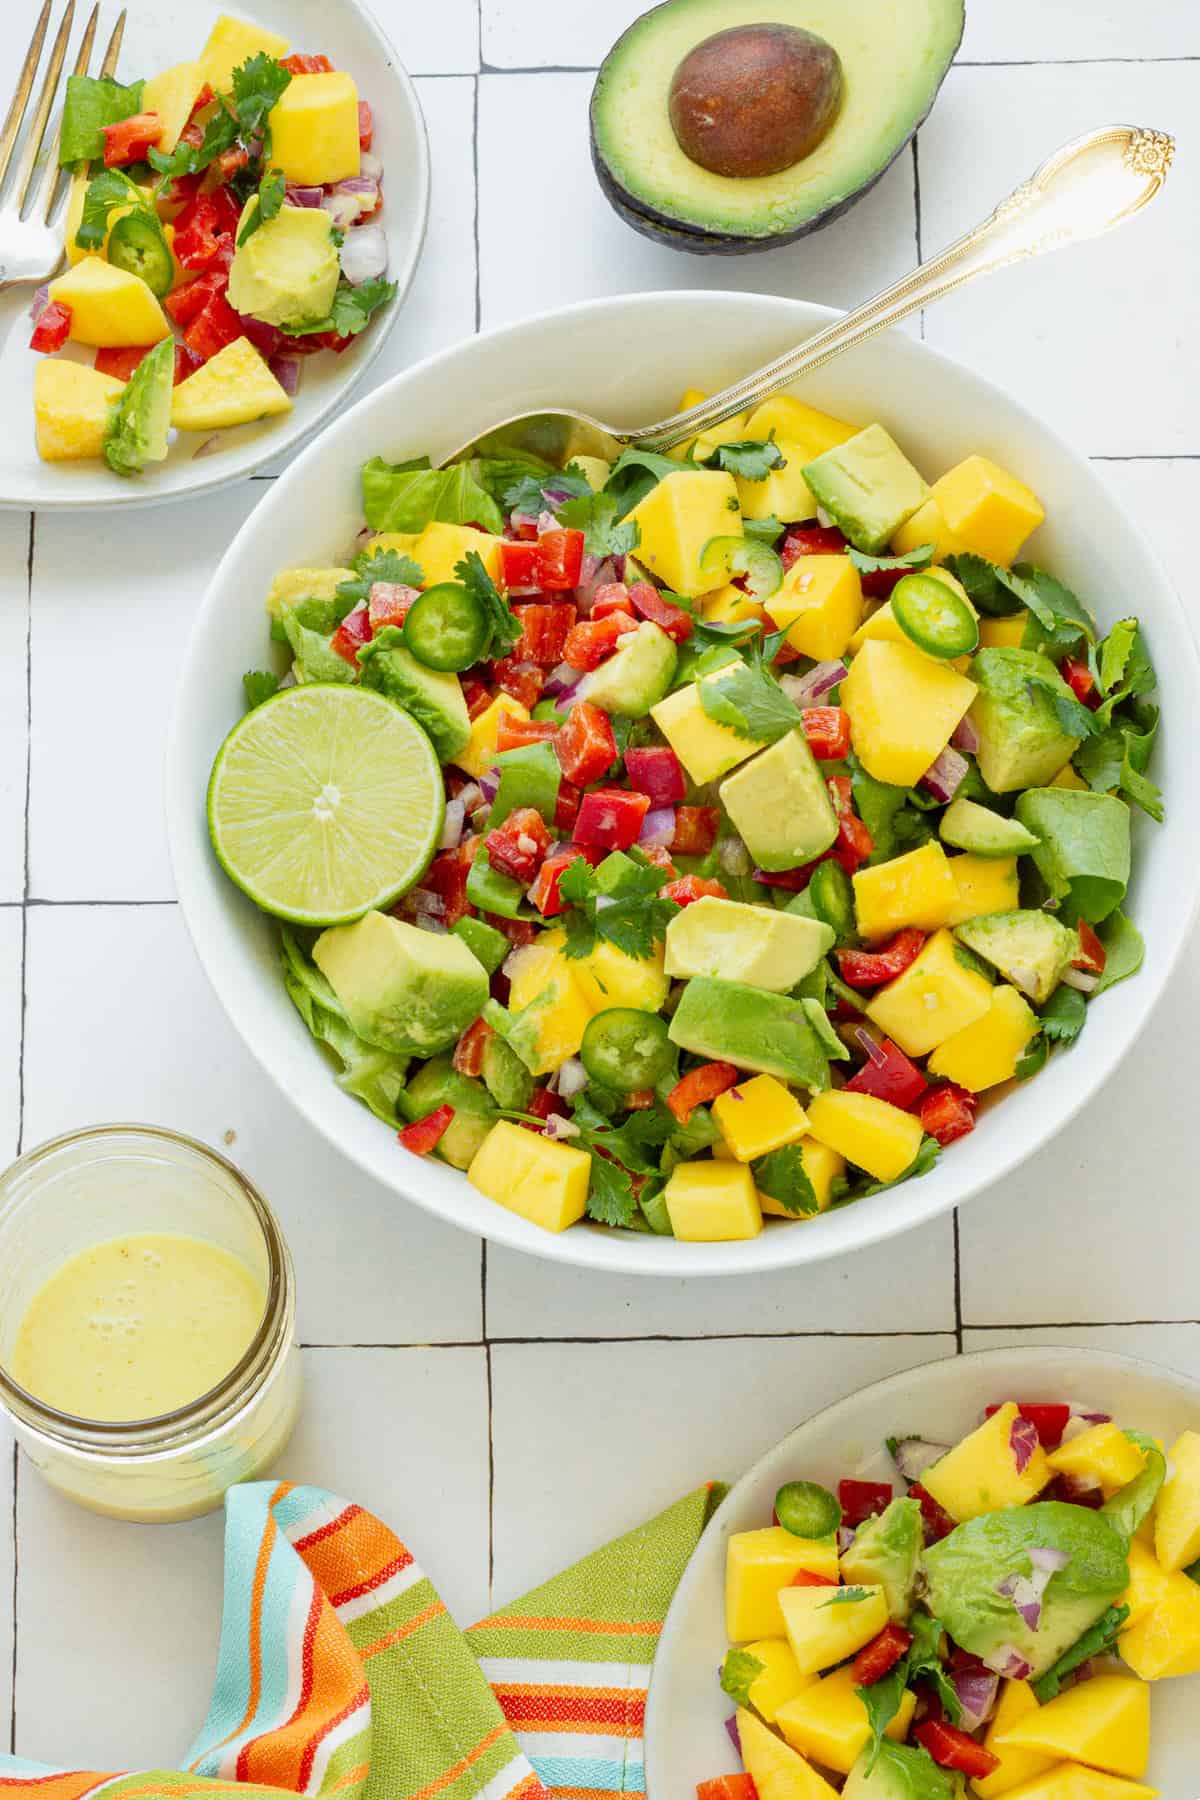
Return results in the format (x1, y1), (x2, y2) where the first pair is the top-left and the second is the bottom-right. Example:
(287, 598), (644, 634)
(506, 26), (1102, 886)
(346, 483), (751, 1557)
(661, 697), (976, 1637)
(29, 12), (395, 475)
(710, 1402), (1200, 1800)
(207, 386), (1161, 1241)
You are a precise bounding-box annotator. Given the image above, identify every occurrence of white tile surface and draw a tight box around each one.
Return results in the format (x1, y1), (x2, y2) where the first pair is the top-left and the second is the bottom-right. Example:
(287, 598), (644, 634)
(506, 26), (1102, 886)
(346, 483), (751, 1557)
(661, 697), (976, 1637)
(919, 62), (1199, 456)
(482, 0), (642, 69)
(966, 1323), (1200, 1383)
(0, 514), (28, 905)
(0, 909), (21, 1167)
(373, 0), (479, 75)
(961, 1), (1200, 62)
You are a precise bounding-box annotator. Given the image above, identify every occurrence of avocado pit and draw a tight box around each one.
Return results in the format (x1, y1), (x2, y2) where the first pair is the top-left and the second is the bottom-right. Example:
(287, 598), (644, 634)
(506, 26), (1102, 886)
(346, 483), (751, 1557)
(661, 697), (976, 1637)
(667, 22), (843, 180)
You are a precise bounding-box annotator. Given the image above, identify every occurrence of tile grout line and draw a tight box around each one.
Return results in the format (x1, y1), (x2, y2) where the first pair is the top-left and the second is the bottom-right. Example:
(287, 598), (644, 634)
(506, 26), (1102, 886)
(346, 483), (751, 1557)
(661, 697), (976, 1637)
(298, 1329), (961, 1348)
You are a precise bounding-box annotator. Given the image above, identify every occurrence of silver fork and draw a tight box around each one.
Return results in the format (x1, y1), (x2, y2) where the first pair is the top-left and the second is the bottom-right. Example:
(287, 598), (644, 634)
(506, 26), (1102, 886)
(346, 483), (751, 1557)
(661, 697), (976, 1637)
(0, 0), (127, 291)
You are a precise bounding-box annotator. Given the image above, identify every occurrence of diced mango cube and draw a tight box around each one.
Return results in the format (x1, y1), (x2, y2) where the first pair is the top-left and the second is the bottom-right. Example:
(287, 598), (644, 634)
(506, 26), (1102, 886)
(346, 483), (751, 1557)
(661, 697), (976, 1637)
(1052, 764), (1090, 791)
(725, 1526), (840, 1640)
(737, 1707), (842, 1800)
(651, 677), (768, 784)
(806, 1090), (923, 1184)
(504, 930), (593, 1073)
(778, 1581), (888, 1677)
(975, 1679), (1059, 1800)
(62, 171), (149, 263)
(1119, 1539), (1169, 1631)
(734, 1638), (813, 1724)
(667, 393), (749, 463)
(770, 555), (864, 662)
(744, 394), (860, 460)
(931, 455), (1045, 567)
(701, 583), (767, 626)
(366, 530), (423, 560)
(467, 1120), (589, 1234)
(48, 256), (170, 347)
(571, 938), (669, 1013)
(1120, 1563), (1200, 1679)
(776, 1665), (915, 1774)
(736, 437), (816, 523)
(713, 1074), (809, 1162)
(412, 521), (503, 588)
(996, 1676), (1149, 1780)
(33, 360), (123, 462)
(841, 639), (977, 788)
(920, 1401), (1050, 1522)
(267, 70), (361, 186)
(944, 853), (1021, 927)
(980, 612), (1030, 649)
(759, 1139), (845, 1218)
(989, 1770), (1158, 1800)
(891, 496), (967, 563)
(628, 468), (742, 596)
(265, 566), (355, 620)
(1047, 1424), (1146, 1498)
(142, 60), (206, 153)
(852, 841), (960, 940)
(170, 336), (292, 431)
(865, 927), (994, 1058)
(663, 1159), (762, 1242)
(1154, 1430), (1200, 1570)
(199, 14), (290, 92)
(849, 568), (974, 664)
(454, 694), (529, 778)
(927, 984), (1039, 1092)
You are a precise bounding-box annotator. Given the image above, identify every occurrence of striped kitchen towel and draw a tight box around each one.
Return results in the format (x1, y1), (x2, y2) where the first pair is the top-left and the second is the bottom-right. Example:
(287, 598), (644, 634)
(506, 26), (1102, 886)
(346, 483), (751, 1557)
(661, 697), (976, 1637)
(0, 1478), (723, 1800)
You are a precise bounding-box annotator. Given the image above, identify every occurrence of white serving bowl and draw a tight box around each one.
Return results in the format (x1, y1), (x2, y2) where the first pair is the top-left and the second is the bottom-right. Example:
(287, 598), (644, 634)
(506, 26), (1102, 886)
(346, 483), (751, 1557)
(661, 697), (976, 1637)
(166, 291), (1200, 1277)
(645, 1345), (1200, 1798)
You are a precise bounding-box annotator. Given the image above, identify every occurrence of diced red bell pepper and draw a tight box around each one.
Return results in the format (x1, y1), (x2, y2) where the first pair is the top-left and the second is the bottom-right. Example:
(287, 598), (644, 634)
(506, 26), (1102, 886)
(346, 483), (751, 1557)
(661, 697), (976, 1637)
(513, 601), (576, 665)
(165, 264), (228, 328)
(528, 846), (596, 916)
(101, 110), (163, 167)
(592, 582), (633, 620)
(212, 144), (251, 183)
(462, 677), (492, 720)
(671, 806), (720, 856)
(837, 929), (926, 990)
(330, 606), (373, 665)
(918, 1081), (977, 1146)
(827, 774), (873, 874)
(789, 1568), (838, 1587)
(522, 1086), (571, 1132)
(838, 1479), (893, 1527)
(752, 856), (826, 892)
(173, 190), (239, 270)
(367, 583), (418, 629)
(1073, 919), (1107, 974)
(640, 843), (677, 875)
(662, 875), (728, 907)
(573, 786), (650, 851)
(398, 1103), (454, 1155)
(912, 1721), (999, 1781)
(499, 540), (541, 592)
(625, 745), (686, 806)
(486, 806), (553, 883)
(95, 344), (153, 381)
(554, 779), (581, 834)
(696, 1776), (758, 1800)
(453, 1016), (493, 1077)
(496, 713), (559, 753)
(781, 523), (847, 569)
(984, 1402), (1072, 1450)
(184, 290), (244, 361)
(629, 581), (694, 642)
(281, 51), (334, 72)
(853, 1623), (914, 1687)
(625, 1088), (656, 1109)
(186, 83), (214, 120)
(173, 343), (204, 384)
(909, 1481), (956, 1542)
(666, 1060), (739, 1124)
(421, 842), (477, 929)
(490, 656), (544, 710)
(358, 100), (374, 149)
(562, 614), (635, 670)
(29, 301), (71, 352)
(554, 702), (617, 787)
(802, 707), (851, 760)
(536, 528), (585, 591)
(1061, 655), (1100, 709)
(845, 1038), (928, 1111)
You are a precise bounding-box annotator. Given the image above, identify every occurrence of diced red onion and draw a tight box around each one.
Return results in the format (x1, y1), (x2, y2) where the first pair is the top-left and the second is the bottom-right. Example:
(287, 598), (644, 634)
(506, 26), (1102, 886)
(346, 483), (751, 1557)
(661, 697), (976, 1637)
(611, 554), (627, 581)
(370, 581), (419, 613)
(340, 222), (388, 286)
(439, 797), (465, 850)
(1010, 1414), (1040, 1475)
(780, 660), (847, 704)
(29, 283), (49, 322)
(556, 1056), (589, 1099)
(1062, 967), (1099, 993)
(639, 806), (677, 848)
(191, 434), (224, 459)
(952, 1667), (999, 1732)
(891, 1436), (950, 1482)
(1073, 1407), (1113, 1424)
(543, 1111), (581, 1141)
(321, 190), (367, 231)
(983, 1646), (1033, 1680)
(269, 354), (302, 396)
(537, 508), (559, 536)
(360, 150), (384, 182)
(854, 1027), (888, 1069)
(500, 946), (526, 979)
(921, 746), (969, 804)
(1028, 1545), (1070, 1575)
(951, 713), (981, 755)
(285, 184), (324, 207)
(837, 1525), (857, 1554)
(997, 1551), (1063, 1634)
(577, 552), (600, 588)
(723, 1715), (741, 1755)
(574, 556), (616, 612)
(544, 662), (583, 700)
(411, 888), (445, 916)
(717, 836), (752, 877)
(478, 766), (501, 803)
(457, 782), (483, 815)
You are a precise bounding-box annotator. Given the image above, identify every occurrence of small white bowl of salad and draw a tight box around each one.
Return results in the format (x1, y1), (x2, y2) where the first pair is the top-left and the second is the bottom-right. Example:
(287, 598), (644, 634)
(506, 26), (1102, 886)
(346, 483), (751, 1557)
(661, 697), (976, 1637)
(644, 1344), (1200, 1800)
(166, 290), (1200, 1276)
(0, 0), (428, 508)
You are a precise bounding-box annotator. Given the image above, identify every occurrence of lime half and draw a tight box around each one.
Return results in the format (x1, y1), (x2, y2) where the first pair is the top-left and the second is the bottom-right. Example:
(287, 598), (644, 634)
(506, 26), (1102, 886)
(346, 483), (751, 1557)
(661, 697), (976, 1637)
(208, 684), (445, 926)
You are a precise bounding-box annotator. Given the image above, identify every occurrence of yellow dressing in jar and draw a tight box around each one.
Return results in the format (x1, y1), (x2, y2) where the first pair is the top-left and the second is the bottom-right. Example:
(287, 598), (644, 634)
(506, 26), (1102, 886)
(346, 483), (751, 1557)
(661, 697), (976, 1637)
(12, 1232), (266, 1422)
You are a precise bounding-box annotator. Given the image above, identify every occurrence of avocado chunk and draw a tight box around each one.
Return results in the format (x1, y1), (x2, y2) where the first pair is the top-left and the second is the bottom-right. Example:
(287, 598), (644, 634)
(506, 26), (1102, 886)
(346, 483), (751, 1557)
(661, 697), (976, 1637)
(403, 1055), (496, 1169)
(719, 728), (838, 871)
(967, 648), (1080, 793)
(668, 976), (831, 1089)
(664, 895), (833, 990)
(840, 1497), (923, 1623)
(844, 1741), (961, 1800)
(227, 198), (340, 330)
(954, 909), (1077, 1005)
(578, 619), (677, 717)
(280, 595), (357, 684)
(921, 1500), (1129, 1680)
(589, 0), (963, 252)
(1014, 788), (1132, 925)
(313, 910), (488, 1056)
(1101, 1435), (1167, 1544)
(481, 1031), (535, 1112)
(102, 336), (173, 476)
(280, 927), (408, 1126)
(358, 626), (471, 761)
(939, 794), (1041, 857)
(802, 424), (929, 554)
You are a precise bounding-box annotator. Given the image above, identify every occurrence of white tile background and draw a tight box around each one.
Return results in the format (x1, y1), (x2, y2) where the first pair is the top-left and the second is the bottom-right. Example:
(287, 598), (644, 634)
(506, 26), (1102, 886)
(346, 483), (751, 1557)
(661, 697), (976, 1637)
(2, 0), (1199, 1774)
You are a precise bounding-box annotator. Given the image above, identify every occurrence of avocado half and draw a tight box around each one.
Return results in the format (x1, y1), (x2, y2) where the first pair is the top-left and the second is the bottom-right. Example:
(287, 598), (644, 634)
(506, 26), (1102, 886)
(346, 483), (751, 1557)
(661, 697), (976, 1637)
(590, 0), (964, 256)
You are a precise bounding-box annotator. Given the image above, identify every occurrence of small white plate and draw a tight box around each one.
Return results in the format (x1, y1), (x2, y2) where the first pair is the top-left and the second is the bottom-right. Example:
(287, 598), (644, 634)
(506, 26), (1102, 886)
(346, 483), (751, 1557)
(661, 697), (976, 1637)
(0, 0), (428, 509)
(645, 1345), (1200, 1799)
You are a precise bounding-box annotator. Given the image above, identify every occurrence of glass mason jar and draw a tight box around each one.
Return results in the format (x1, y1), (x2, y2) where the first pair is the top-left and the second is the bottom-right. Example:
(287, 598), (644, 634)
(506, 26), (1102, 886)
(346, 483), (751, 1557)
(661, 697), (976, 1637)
(0, 1125), (301, 1523)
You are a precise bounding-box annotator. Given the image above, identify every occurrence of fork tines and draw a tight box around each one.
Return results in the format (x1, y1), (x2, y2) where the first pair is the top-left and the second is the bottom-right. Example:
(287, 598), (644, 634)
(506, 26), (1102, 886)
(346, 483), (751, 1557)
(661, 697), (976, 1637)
(0, 2), (127, 227)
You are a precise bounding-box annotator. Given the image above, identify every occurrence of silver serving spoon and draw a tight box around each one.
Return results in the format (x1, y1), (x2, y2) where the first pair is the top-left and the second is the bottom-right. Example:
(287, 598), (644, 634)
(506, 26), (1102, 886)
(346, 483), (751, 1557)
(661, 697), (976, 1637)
(441, 124), (1173, 471)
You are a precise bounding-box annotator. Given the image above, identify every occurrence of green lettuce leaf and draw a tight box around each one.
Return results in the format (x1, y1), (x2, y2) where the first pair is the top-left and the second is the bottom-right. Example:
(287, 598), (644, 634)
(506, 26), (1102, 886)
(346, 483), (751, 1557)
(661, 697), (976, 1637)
(59, 74), (145, 164)
(360, 458), (505, 534)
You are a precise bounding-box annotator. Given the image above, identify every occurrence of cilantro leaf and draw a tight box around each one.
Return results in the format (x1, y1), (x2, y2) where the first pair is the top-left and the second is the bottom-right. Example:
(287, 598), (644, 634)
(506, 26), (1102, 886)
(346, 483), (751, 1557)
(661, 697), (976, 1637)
(556, 490), (642, 560)
(243, 670), (280, 711)
(702, 436), (786, 481)
(1032, 1605), (1129, 1703)
(848, 543), (935, 576)
(1018, 661), (1100, 740)
(335, 547), (425, 612)
(1004, 563), (1096, 654)
(1075, 709), (1163, 820)
(1098, 617), (1139, 696)
(943, 552), (1024, 617)
(559, 857), (680, 963)
(743, 514), (785, 546)
(237, 167), (287, 244)
(1016, 1035), (1049, 1080)
(279, 277), (398, 341)
(849, 755), (934, 862)
(857, 1664), (907, 1767)
(752, 1144), (819, 1216)
(583, 1152), (638, 1229)
(149, 96), (240, 181)
(75, 170), (147, 253)
(1039, 985), (1087, 1045)
(720, 1650), (765, 1708)
(455, 550), (522, 658)
(569, 1093), (675, 1229)
(229, 52), (293, 137)
(822, 1586), (872, 1606)
(906, 1612), (961, 1721)
(856, 1135), (941, 1199)
(698, 661), (803, 743)
(605, 447), (681, 519)
(504, 464), (593, 519)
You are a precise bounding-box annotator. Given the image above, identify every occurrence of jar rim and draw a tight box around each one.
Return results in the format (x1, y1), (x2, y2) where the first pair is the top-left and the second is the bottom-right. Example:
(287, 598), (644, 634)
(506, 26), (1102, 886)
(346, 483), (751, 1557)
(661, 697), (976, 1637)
(0, 1122), (291, 1447)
